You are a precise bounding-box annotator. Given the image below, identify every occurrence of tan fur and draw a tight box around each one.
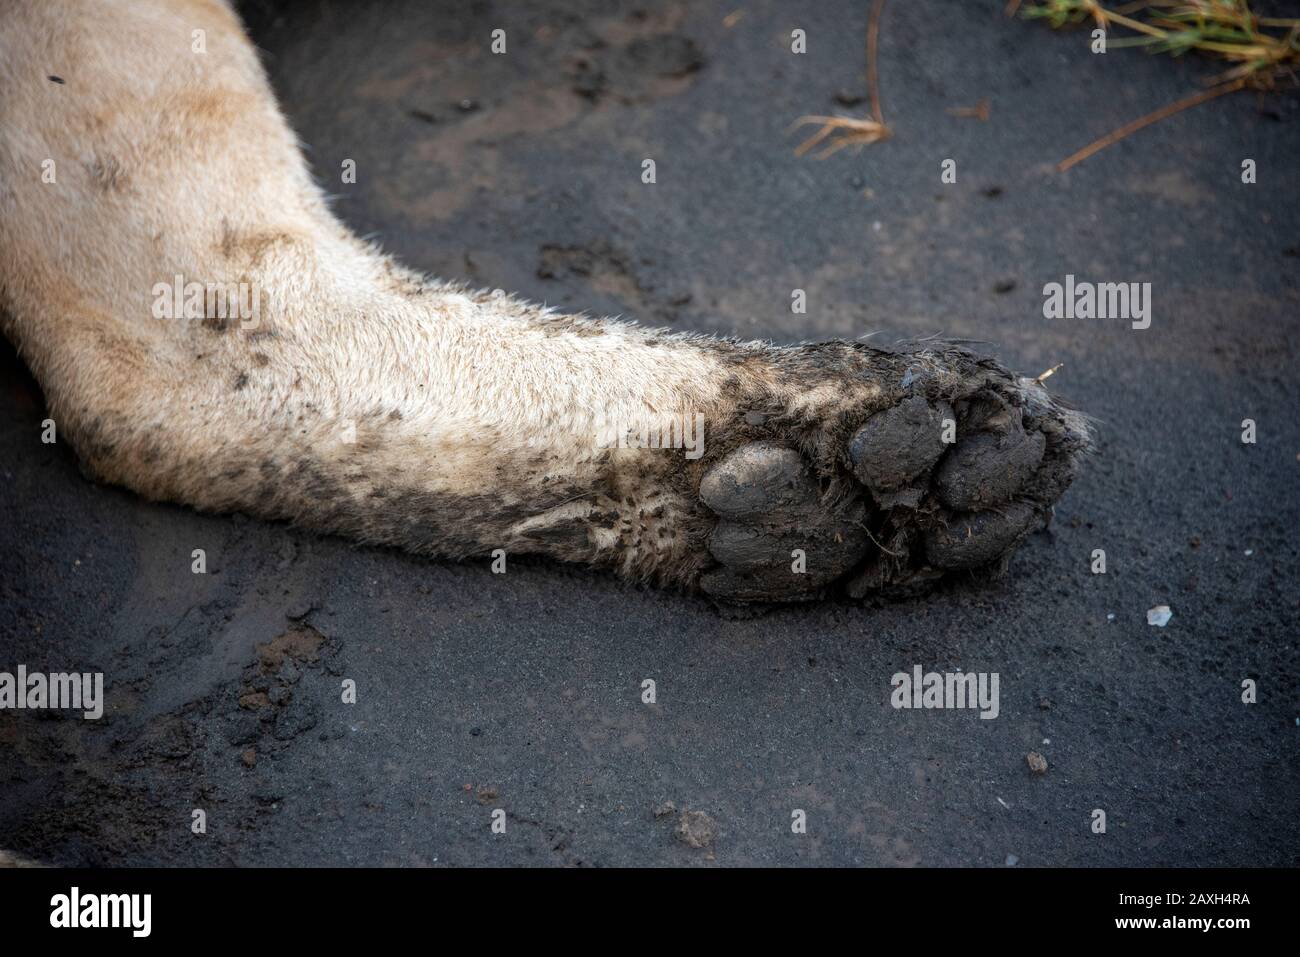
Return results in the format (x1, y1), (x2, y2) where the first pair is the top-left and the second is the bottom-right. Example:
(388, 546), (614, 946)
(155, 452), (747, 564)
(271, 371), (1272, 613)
(0, 1), (1088, 593)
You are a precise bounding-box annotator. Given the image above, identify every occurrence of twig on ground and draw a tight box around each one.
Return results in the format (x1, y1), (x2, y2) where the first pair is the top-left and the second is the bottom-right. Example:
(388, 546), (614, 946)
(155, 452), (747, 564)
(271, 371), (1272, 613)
(1035, 363), (1064, 384)
(947, 98), (992, 121)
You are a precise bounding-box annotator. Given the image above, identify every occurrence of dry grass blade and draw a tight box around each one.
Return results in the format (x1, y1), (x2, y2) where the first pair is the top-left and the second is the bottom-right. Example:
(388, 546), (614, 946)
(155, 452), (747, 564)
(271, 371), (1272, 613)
(866, 0), (886, 127)
(1020, 1), (1300, 88)
(1017, 0), (1299, 169)
(791, 0), (892, 158)
(1056, 78), (1245, 170)
(790, 115), (891, 157)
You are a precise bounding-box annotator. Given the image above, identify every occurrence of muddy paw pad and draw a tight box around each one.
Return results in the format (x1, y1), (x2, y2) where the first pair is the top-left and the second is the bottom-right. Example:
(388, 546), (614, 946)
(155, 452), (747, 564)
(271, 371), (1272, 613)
(699, 442), (819, 521)
(924, 502), (1039, 569)
(701, 502), (872, 601)
(934, 414), (1044, 510)
(849, 395), (953, 491)
(708, 510), (869, 580)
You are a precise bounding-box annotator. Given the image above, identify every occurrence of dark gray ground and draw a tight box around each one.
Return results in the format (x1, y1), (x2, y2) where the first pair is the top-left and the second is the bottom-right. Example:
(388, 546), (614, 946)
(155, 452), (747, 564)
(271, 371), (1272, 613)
(2, 0), (1298, 866)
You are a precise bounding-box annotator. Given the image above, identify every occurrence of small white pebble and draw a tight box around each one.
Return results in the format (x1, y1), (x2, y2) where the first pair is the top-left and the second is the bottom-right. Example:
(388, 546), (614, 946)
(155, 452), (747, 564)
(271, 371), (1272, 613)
(1005, 854), (1019, 866)
(1147, 605), (1173, 627)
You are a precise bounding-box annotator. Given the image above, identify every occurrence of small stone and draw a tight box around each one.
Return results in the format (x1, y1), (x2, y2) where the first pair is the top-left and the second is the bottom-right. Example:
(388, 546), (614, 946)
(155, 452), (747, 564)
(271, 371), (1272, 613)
(241, 747), (257, 767)
(286, 599), (315, 621)
(1027, 751), (1048, 774)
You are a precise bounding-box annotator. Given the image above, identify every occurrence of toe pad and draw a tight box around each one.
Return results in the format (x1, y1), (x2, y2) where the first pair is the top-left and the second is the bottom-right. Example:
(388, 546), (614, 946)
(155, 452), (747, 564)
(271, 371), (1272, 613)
(934, 419), (1045, 511)
(849, 395), (953, 491)
(699, 442), (819, 521)
(925, 502), (1039, 570)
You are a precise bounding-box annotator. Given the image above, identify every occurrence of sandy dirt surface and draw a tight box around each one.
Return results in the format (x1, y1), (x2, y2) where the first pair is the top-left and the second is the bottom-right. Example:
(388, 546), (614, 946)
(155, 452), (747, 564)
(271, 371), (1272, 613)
(1, 0), (1297, 866)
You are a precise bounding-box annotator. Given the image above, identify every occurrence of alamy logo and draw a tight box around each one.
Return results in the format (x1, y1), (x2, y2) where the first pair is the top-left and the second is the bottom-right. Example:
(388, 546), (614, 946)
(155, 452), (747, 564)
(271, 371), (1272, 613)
(0, 666), (103, 719)
(593, 410), (705, 459)
(1042, 274), (1151, 329)
(890, 665), (1000, 719)
(50, 887), (151, 937)
(151, 274), (261, 329)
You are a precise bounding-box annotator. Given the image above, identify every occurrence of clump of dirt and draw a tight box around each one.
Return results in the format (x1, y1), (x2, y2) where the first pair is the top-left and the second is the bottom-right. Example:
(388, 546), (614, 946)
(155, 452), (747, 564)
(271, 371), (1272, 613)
(130, 714), (200, 765)
(230, 623), (340, 751)
(256, 623), (324, 672)
(650, 801), (715, 849)
(238, 691), (270, 710)
(674, 809), (715, 849)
